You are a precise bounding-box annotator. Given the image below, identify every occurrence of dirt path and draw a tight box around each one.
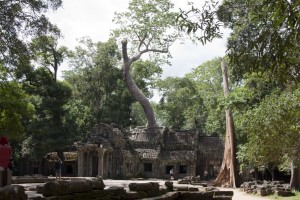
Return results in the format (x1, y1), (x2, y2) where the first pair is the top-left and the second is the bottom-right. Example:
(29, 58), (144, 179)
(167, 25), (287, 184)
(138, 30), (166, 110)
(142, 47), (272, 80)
(221, 188), (270, 200)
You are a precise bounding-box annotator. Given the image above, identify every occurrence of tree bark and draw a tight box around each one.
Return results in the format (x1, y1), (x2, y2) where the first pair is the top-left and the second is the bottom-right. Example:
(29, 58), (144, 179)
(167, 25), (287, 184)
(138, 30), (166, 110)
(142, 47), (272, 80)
(214, 59), (239, 188)
(290, 160), (300, 190)
(121, 39), (157, 128)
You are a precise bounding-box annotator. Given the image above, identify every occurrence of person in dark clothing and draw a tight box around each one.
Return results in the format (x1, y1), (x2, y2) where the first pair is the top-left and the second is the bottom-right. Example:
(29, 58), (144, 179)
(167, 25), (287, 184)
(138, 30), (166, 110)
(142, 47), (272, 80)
(54, 157), (62, 180)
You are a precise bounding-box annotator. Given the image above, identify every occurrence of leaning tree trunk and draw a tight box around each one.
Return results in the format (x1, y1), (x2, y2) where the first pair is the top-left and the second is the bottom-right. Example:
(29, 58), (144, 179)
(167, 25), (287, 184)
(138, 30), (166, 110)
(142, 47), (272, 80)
(214, 59), (239, 188)
(121, 39), (157, 128)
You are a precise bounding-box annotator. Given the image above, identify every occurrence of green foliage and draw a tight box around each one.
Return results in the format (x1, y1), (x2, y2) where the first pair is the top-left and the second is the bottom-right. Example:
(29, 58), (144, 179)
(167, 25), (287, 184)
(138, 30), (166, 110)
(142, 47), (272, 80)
(112, 0), (181, 65)
(31, 36), (69, 80)
(177, 0), (223, 44)
(187, 57), (225, 135)
(22, 68), (73, 159)
(0, 67), (34, 140)
(238, 87), (300, 170)
(0, 0), (62, 78)
(218, 0), (300, 83)
(156, 76), (205, 131)
(65, 38), (136, 128)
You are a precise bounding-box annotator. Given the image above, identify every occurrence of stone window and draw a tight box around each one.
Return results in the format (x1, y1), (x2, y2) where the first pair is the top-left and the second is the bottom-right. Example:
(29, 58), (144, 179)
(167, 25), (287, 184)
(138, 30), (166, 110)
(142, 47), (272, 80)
(179, 165), (187, 174)
(144, 163), (152, 172)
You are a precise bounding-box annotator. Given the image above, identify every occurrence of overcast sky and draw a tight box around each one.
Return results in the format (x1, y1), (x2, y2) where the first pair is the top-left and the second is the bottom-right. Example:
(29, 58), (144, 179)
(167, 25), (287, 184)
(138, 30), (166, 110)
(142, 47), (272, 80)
(47, 0), (230, 79)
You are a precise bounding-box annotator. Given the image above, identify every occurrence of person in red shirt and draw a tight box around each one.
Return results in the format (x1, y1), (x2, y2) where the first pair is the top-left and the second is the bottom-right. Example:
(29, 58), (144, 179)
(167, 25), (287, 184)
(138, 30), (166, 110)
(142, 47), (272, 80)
(0, 136), (12, 187)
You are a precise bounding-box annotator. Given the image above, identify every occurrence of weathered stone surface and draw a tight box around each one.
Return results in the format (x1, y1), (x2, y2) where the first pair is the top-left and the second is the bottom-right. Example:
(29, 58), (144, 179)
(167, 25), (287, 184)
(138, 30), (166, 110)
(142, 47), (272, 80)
(36, 185), (44, 194)
(0, 185), (27, 200)
(73, 192), (91, 200)
(188, 187), (199, 191)
(180, 191), (214, 200)
(214, 191), (234, 196)
(124, 191), (146, 199)
(165, 181), (173, 191)
(90, 178), (105, 190)
(241, 181), (292, 197)
(105, 186), (126, 194)
(42, 182), (59, 197)
(129, 182), (159, 192)
(68, 180), (93, 193)
(43, 180), (95, 197)
(139, 191), (179, 200)
(213, 197), (232, 200)
(174, 186), (188, 191)
(276, 190), (296, 197)
(89, 190), (108, 198)
(257, 188), (268, 196)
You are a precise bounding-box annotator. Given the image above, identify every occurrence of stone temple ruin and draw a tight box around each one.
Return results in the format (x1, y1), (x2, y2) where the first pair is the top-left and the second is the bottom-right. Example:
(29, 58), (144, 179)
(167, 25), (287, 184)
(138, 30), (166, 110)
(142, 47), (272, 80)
(72, 123), (224, 180)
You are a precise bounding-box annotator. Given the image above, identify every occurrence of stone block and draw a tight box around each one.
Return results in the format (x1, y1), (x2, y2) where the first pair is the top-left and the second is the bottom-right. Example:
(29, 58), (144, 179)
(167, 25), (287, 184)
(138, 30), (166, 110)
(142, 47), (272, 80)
(180, 191), (214, 200)
(129, 182), (159, 192)
(90, 178), (105, 190)
(73, 192), (90, 200)
(276, 190), (296, 197)
(214, 191), (234, 197)
(165, 181), (173, 191)
(257, 188), (268, 196)
(188, 187), (199, 191)
(174, 186), (189, 191)
(0, 185), (27, 200)
(43, 182), (59, 197)
(139, 192), (179, 200)
(213, 197), (232, 200)
(89, 190), (109, 198)
(191, 182), (207, 187)
(68, 180), (93, 193)
(36, 185), (44, 194)
(105, 186), (126, 195)
(52, 195), (73, 200)
(124, 191), (146, 199)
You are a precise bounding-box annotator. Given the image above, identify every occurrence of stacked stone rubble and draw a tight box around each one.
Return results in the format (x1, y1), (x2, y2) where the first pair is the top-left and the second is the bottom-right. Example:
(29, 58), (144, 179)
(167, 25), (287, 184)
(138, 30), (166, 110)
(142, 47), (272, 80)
(1, 179), (234, 200)
(240, 180), (295, 197)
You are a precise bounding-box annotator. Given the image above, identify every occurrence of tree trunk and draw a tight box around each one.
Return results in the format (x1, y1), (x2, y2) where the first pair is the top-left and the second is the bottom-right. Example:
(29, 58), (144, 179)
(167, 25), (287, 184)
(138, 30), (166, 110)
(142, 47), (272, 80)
(121, 39), (157, 128)
(290, 160), (300, 190)
(214, 59), (239, 188)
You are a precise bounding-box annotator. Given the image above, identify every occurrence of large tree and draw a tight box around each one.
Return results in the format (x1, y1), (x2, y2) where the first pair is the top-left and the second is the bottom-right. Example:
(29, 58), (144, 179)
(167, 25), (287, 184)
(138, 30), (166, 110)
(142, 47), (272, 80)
(112, 0), (180, 128)
(217, 0), (300, 83)
(22, 67), (72, 160)
(30, 36), (68, 81)
(214, 59), (239, 187)
(240, 88), (300, 190)
(0, 0), (62, 78)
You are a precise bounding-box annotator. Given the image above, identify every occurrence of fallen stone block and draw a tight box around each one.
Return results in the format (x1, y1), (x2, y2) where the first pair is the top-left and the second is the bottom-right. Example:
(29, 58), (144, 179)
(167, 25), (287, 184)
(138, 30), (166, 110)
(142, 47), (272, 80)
(276, 190), (296, 197)
(180, 191), (214, 200)
(0, 185), (27, 200)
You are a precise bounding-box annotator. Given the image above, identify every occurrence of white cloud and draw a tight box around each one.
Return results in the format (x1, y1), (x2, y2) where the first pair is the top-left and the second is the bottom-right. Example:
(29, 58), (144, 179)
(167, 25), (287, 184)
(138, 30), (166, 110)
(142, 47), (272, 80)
(47, 0), (229, 79)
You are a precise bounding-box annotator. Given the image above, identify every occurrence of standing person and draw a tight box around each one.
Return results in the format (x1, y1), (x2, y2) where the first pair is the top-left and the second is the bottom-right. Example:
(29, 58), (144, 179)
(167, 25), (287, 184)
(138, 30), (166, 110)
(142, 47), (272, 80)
(54, 157), (62, 180)
(0, 136), (12, 187)
(169, 168), (174, 180)
(204, 170), (208, 181)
